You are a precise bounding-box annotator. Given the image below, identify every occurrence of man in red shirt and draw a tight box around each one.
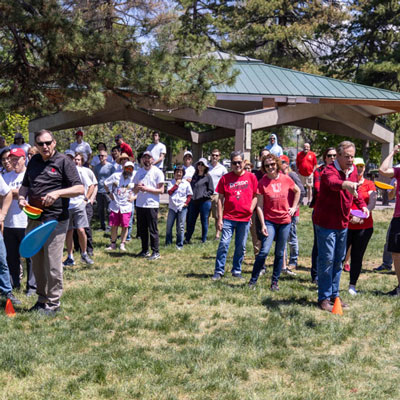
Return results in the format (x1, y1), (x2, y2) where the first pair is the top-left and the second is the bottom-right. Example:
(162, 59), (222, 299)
(313, 141), (368, 312)
(212, 151), (258, 280)
(296, 143), (317, 205)
(114, 134), (134, 159)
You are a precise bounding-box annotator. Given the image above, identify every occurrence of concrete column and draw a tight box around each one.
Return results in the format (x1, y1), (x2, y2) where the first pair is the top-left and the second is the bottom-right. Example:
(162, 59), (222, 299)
(192, 143), (203, 162)
(381, 142), (393, 166)
(235, 127), (250, 161)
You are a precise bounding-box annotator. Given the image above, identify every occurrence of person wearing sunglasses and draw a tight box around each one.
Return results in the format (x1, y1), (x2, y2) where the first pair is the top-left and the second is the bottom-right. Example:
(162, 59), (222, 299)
(212, 151), (258, 280)
(309, 147), (337, 283)
(18, 129), (84, 316)
(248, 154), (301, 291)
(185, 158), (214, 244)
(1, 149), (12, 174)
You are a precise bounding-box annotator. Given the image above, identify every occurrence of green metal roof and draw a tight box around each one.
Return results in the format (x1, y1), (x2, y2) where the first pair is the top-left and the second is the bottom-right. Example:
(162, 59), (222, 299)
(212, 59), (400, 100)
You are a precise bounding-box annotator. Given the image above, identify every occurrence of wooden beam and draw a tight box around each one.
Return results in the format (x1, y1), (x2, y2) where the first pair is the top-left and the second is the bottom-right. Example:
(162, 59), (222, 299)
(319, 97), (400, 111)
(197, 127), (235, 144)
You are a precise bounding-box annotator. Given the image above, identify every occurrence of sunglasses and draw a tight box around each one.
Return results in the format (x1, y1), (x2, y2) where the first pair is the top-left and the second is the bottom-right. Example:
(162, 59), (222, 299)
(36, 140), (53, 147)
(99, 155), (107, 158)
(264, 163), (276, 168)
(212, 154), (220, 157)
(326, 154), (336, 158)
(198, 163), (205, 167)
(232, 161), (242, 166)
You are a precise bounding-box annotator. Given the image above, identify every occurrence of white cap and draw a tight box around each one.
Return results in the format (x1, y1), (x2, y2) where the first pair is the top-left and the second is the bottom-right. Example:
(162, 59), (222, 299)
(124, 161), (134, 168)
(184, 151), (193, 157)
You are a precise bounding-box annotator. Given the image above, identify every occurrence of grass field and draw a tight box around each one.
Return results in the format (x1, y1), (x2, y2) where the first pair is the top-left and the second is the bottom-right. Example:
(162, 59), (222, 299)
(1, 206), (399, 400)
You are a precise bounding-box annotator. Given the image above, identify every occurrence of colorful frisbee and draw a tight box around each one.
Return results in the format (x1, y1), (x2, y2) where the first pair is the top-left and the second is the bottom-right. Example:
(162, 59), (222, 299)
(19, 220), (58, 258)
(23, 208), (41, 219)
(374, 181), (394, 190)
(22, 204), (43, 219)
(350, 209), (367, 219)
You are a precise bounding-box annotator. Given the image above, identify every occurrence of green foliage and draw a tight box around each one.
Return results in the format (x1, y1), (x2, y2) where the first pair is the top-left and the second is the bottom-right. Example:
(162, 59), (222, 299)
(0, 113), (29, 144)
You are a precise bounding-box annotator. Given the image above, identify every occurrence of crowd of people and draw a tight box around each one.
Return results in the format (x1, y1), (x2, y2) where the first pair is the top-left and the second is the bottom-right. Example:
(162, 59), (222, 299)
(0, 130), (400, 316)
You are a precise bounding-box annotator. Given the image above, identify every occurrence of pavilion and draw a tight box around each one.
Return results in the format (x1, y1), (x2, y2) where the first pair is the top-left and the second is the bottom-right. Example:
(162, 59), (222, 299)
(29, 53), (400, 161)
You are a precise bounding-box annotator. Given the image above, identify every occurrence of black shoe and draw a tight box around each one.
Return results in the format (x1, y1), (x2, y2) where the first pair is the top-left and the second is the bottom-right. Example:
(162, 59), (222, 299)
(387, 286), (400, 296)
(270, 282), (280, 291)
(6, 292), (21, 305)
(135, 251), (150, 258)
(373, 264), (392, 272)
(37, 307), (60, 317)
(212, 272), (223, 281)
(28, 302), (46, 312)
(183, 239), (191, 245)
(148, 252), (160, 261)
(248, 280), (257, 290)
(232, 272), (244, 279)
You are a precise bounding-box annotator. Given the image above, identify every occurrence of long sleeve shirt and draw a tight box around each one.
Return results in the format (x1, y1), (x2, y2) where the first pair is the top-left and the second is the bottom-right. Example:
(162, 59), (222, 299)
(313, 162), (366, 230)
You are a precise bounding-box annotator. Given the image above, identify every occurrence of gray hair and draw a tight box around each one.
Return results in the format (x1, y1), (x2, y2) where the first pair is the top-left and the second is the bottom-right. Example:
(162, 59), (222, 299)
(34, 129), (55, 142)
(230, 150), (244, 161)
(337, 141), (355, 155)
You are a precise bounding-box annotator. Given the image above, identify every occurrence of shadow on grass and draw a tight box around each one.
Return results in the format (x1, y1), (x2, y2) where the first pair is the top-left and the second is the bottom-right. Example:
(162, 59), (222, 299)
(261, 296), (315, 309)
(107, 252), (138, 258)
(185, 272), (213, 279)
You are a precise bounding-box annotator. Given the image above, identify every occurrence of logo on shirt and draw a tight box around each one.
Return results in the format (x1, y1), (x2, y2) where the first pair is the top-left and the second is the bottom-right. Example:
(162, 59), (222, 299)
(271, 183), (282, 193)
(229, 180), (249, 200)
(46, 167), (59, 177)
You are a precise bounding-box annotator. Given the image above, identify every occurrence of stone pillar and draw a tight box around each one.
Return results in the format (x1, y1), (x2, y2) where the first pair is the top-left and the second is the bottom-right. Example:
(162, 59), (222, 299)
(192, 143), (203, 162)
(235, 127), (251, 161)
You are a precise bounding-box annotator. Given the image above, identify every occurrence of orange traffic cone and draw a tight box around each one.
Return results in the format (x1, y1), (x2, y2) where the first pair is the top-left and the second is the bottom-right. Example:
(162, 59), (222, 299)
(332, 297), (343, 316)
(5, 298), (16, 317)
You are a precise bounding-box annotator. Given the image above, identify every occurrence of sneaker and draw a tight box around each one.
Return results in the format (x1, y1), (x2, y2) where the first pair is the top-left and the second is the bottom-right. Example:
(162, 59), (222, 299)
(37, 307), (60, 317)
(63, 257), (75, 266)
(212, 272), (223, 281)
(176, 246), (183, 251)
(148, 252), (160, 261)
(311, 278), (318, 284)
(106, 243), (116, 251)
(288, 264), (297, 270)
(5, 292), (21, 305)
(259, 267), (267, 276)
(343, 263), (350, 272)
(136, 250), (150, 258)
(374, 264), (392, 272)
(81, 253), (94, 265)
(318, 299), (333, 312)
(348, 285), (357, 296)
(28, 302), (46, 312)
(282, 268), (297, 276)
(387, 286), (400, 296)
(120, 243), (127, 252)
(232, 272), (244, 279)
(270, 282), (279, 291)
(248, 280), (257, 290)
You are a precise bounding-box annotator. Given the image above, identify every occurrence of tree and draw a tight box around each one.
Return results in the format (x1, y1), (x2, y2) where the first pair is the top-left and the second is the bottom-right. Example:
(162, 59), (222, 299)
(0, 0), (236, 116)
(0, 113), (29, 144)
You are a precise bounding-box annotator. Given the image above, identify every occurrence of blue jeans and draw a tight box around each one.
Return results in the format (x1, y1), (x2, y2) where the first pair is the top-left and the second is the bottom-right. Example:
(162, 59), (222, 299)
(0, 232), (12, 295)
(250, 220), (291, 284)
(127, 208), (135, 240)
(166, 207), (188, 247)
(214, 219), (250, 275)
(315, 225), (347, 301)
(287, 216), (299, 266)
(185, 199), (211, 243)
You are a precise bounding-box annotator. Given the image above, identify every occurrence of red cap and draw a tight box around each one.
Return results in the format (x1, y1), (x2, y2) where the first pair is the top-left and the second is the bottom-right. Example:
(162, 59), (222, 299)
(75, 130), (84, 136)
(280, 155), (290, 163)
(9, 148), (26, 158)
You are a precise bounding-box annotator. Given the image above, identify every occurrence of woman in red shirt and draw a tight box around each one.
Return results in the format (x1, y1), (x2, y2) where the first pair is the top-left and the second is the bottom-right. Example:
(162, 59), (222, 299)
(249, 154), (301, 290)
(346, 157), (376, 295)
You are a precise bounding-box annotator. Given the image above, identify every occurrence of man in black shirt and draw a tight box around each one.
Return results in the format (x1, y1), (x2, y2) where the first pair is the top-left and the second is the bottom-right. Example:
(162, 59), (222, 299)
(19, 130), (84, 316)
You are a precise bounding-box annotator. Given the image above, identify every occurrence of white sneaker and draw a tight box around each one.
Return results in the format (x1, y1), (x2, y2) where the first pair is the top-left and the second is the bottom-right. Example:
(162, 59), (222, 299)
(348, 285), (357, 296)
(120, 243), (126, 251)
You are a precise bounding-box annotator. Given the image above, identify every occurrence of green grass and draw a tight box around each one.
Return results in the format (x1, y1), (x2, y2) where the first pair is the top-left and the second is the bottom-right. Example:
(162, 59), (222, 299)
(1, 206), (399, 399)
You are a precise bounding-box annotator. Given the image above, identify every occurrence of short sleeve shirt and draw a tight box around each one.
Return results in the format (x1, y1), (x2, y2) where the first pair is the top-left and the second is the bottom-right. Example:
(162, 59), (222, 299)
(349, 179), (375, 230)
(146, 142), (167, 169)
(104, 172), (136, 213)
(133, 166), (165, 208)
(0, 174), (10, 196)
(167, 179), (193, 212)
(257, 173), (295, 224)
(209, 163), (228, 194)
(183, 165), (195, 180)
(90, 154), (113, 167)
(22, 152), (82, 222)
(70, 140), (92, 163)
(216, 171), (258, 222)
(69, 166), (94, 209)
(3, 170), (27, 228)
(94, 162), (115, 193)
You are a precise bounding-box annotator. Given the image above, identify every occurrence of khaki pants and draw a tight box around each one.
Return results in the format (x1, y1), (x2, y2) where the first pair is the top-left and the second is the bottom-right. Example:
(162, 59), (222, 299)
(250, 211), (261, 256)
(27, 219), (68, 310)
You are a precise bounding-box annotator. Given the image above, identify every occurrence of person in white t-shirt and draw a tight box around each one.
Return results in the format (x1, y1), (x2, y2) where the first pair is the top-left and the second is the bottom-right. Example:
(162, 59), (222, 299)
(3, 148), (36, 295)
(183, 151), (195, 182)
(63, 152), (95, 266)
(69, 130), (92, 165)
(146, 132), (167, 170)
(10, 133), (31, 164)
(133, 151), (164, 260)
(166, 165), (193, 249)
(208, 148), (228, 239)
(104, 161), (136, 251)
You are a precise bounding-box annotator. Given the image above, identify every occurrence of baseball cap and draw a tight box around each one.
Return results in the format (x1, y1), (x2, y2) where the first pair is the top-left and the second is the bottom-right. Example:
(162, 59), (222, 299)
(196, 157), (209, 167)
(124, 161), (134, 169)
(64, 149), (75, 157)
(14, 132), (23, 139)
(142, 151), (152, 158)
(9, 148), (26, 158)
(354, 157), (365, 166)
(75, 130), (83, 136)
(184, 151), (193, 157)
(280, 155), (290, 163)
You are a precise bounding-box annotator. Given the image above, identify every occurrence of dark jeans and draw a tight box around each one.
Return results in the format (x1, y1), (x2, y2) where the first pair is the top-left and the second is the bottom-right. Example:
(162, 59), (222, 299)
(136, 207), (159, 253)
(3, 227), (36, 291)
(346, 227), (373, 286)
(74, 202), (94, 254)
(311, 222), (318, 281)
(96, 192), (110, 230)
(185, 199), (211, 243)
